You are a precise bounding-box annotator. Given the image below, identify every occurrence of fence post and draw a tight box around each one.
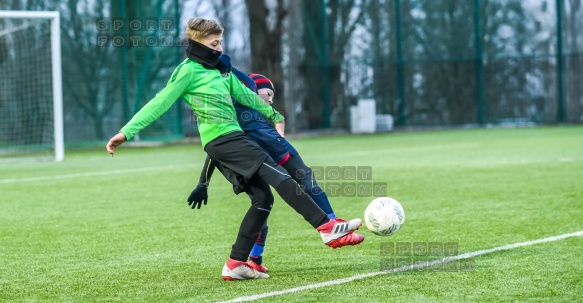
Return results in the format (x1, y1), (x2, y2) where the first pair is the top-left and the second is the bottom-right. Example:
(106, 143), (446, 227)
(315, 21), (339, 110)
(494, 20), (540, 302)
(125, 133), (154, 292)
(321, 0), (331, 128)
(556, 0), (565, 123)
(174, 0), (182, 135)
(474, 0), (484, 125)
(395, 0), (406, 126)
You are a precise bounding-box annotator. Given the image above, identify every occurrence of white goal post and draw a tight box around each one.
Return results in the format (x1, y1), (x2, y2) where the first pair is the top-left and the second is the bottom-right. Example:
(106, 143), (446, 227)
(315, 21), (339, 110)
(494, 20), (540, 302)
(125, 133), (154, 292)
(0, 10), (63, 162)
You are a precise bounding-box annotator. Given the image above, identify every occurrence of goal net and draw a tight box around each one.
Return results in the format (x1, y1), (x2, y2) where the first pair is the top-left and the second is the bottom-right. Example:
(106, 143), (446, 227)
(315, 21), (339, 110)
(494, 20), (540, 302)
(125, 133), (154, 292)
(0, 11), (63, 162)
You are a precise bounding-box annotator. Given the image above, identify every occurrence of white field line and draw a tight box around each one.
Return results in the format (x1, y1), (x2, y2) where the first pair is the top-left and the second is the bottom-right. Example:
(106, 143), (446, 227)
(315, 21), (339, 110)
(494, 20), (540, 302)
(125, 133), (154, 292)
(218, 230), (583, 303)
(0, 165), (195, 184)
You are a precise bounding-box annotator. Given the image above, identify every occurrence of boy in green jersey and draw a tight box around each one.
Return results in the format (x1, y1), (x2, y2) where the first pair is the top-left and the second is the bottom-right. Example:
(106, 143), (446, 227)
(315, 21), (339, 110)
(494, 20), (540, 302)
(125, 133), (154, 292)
(106, 17), (364, 281)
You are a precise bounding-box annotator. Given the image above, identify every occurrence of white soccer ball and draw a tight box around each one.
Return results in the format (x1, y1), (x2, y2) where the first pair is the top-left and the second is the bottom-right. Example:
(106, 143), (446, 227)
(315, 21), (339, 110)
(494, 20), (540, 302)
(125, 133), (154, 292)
(364, 197), (405, 236)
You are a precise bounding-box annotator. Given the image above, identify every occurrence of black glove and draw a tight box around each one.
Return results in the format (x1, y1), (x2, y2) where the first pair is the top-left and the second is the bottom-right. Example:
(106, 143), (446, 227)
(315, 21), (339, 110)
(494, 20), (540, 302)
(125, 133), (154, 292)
(187, 183), (208, 209)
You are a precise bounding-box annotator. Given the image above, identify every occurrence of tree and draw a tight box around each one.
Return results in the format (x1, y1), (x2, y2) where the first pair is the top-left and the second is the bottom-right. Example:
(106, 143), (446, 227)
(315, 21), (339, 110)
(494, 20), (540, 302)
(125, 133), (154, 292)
(244, 0), (288, 117)
(564, 0), (582, 121)
(299, 0), (326, 129)
(299, 0), (368, 129)
(109, 0), (183, 140)
(390, 0), (535, 124)
(366, 0), (396, 116)
(325, 0), (369, 128)
(211, 0), (248, 58)
(1, 0), (183, 141)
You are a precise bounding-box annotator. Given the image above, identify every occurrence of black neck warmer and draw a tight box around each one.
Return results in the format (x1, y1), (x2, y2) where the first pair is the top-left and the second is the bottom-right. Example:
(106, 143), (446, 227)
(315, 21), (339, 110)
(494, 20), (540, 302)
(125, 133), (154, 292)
(186, 39), (222, 69)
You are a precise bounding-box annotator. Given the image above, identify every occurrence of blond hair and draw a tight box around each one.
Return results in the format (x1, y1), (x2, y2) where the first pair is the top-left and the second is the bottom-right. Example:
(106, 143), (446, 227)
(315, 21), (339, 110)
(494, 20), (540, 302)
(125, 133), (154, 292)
(186, 18), (224, 42)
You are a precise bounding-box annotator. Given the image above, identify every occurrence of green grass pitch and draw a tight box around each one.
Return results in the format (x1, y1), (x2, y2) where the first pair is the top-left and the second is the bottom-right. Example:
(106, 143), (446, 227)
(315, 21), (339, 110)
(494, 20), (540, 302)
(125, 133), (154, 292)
(1, 126), (582, 302)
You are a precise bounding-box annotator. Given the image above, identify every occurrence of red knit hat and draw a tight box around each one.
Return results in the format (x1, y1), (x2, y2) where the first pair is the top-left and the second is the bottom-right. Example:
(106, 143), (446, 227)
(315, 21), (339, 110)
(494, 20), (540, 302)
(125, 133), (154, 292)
(248, 73), (275, 92)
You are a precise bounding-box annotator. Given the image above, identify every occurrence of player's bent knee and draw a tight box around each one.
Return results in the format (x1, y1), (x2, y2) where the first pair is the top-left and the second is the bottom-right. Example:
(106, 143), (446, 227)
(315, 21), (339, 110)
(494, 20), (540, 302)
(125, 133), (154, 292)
(252, 190), (274, 211)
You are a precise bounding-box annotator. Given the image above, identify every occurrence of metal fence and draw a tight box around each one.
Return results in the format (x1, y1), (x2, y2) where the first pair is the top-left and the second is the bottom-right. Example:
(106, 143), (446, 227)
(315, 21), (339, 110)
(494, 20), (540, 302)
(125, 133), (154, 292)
(336, 0), (583, 128)
(344, 52), (582, 127)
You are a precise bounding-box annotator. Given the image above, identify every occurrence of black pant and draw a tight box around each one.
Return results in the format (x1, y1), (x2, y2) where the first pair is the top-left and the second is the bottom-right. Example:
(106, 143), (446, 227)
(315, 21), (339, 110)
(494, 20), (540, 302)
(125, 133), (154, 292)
(205, 132), (329, 261)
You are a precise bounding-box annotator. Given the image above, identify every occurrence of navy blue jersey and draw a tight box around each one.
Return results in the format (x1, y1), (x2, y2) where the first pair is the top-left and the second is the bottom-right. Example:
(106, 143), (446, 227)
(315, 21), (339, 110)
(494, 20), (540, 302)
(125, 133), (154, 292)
(245, 126), (298, 163)
(231, 66), (272, 130)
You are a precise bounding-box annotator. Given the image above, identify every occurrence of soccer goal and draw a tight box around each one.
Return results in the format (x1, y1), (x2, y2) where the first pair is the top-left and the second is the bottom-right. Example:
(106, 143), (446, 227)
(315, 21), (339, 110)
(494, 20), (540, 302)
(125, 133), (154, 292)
(0, 11), (63, 162)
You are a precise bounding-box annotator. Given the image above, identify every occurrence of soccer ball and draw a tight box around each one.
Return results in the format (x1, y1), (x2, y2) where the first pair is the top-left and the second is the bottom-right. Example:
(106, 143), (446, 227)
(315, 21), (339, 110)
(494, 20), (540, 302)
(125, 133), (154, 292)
(364, 197), (405, 236)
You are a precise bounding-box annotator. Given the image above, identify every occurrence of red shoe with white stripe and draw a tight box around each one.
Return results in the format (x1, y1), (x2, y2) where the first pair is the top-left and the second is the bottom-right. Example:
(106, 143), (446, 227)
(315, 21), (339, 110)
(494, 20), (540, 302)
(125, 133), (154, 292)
(317, 218), (365, 249)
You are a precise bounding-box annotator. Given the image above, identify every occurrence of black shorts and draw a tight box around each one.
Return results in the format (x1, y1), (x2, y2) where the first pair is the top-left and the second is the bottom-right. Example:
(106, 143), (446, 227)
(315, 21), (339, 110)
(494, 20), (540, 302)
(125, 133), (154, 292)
(204, 131), (274, 193)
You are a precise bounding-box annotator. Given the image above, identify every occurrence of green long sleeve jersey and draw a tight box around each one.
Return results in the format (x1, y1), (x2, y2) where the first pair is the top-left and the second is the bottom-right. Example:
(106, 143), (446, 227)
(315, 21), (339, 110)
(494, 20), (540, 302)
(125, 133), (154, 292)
(119, 58), (285, 147)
